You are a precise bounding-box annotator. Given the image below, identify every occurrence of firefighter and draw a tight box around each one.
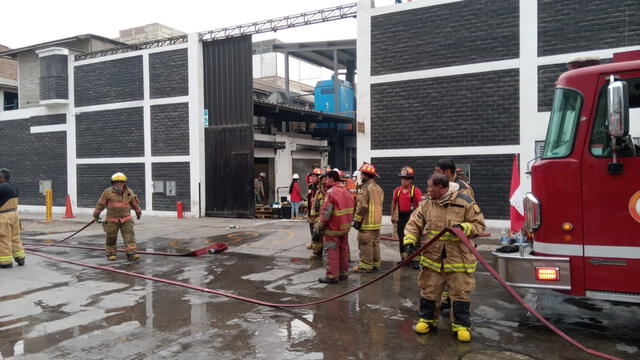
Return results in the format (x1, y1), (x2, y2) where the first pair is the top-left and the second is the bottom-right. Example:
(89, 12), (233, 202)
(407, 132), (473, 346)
(391, 166), (422, 268)
(0, 168), (25, 269)
(403, 173), (485, 342)
(93, 172), (143, 261)
(306, 167), (323, 251)
(309, 170), (329, 259)
(352, 163), (384, 273)
(435, 159), (474, 199)
(314, 170), (354, 283)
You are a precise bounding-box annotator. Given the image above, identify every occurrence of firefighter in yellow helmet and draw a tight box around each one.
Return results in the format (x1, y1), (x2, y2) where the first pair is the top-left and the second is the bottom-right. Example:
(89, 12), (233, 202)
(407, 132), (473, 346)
(0, 168), (25, 269)
(352, 163), (384, 273)
(403, 173), (485, 342)
(93, 172), (143, 261)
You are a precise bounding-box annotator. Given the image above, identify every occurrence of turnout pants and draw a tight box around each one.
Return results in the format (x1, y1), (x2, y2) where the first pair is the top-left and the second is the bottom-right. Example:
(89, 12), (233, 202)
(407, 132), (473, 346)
(324, 234), (349, 279)
(418, 268), (475, 329)
(0, 205), (24, 265)
(103, 220), (137, 256)
(357, 230), (380, 271)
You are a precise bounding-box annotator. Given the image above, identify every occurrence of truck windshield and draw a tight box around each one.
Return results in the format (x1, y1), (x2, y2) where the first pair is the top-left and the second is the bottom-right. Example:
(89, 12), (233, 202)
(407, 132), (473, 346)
(543, 88), (583, 158)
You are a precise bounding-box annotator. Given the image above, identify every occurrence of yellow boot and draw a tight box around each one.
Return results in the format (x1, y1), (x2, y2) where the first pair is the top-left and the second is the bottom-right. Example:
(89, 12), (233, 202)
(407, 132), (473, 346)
(107, 255), (117, 261)
(414, 318), (434, 334)
(456, 329), (471, 342)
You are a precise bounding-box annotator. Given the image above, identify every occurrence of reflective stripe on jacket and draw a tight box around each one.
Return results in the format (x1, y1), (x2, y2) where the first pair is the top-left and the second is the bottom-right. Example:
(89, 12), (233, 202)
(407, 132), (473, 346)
(318, 183), (354, 236)
(354, 179), (383, 231)
(402, 191), (485, 273)
(93, 186), (141, 223)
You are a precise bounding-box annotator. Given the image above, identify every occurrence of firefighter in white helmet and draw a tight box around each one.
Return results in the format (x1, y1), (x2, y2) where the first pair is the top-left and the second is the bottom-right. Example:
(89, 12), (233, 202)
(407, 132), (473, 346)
(93, 172), (142, 261)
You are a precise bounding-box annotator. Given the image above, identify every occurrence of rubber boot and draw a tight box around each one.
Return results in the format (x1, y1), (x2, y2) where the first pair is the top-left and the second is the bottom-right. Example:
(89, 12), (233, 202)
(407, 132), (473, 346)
(0, 263), (13, 269)
(318, 277), (338, 284)
(415, 318), (435, 334)
(452, 301), (472, 342)
(338, 274), (348, 281)
(15, 257), (25, 266)
(107, 255), (117, 261)
(127, 253), (140, 261)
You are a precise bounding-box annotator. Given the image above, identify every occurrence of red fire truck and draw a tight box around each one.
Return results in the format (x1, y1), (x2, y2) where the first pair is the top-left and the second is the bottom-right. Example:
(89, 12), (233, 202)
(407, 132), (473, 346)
(493, 51), (640, 303)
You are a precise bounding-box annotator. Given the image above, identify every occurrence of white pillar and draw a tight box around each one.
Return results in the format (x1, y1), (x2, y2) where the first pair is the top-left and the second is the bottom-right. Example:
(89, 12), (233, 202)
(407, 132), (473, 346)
(275, 134), (292, 202)
(356, 0), (373, 165)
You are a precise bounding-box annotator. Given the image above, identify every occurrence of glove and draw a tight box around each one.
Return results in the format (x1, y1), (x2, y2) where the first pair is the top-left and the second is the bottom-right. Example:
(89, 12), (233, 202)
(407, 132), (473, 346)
(405, 244), (417, 255)
(136, 212), (142, 220)
(93, 215), (101, 224)
(352, 221), (362, 230)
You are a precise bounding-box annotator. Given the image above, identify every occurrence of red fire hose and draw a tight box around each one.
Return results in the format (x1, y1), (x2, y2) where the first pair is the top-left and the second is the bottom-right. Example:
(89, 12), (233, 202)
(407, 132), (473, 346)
(25, 226), (622, 360)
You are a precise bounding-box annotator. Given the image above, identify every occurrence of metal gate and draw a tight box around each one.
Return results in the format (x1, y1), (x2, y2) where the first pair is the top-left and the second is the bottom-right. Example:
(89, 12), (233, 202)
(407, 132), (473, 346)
(203, 36), (254, 218)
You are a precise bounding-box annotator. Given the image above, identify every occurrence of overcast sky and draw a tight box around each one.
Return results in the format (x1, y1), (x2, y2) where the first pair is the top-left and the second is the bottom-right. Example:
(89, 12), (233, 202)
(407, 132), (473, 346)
(0, 0), (400, 49)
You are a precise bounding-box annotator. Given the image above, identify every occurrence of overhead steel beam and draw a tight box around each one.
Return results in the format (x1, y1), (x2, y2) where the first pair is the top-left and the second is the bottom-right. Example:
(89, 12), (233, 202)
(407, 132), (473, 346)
(200, 3), (357, 41)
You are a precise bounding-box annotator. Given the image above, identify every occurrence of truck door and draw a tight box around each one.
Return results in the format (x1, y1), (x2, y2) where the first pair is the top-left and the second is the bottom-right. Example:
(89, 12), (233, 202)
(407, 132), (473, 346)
(581, 75), (640, 295)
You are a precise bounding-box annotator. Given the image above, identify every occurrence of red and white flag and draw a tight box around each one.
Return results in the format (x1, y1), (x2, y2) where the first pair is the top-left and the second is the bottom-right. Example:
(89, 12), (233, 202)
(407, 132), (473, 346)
(509, 154), (525, 232)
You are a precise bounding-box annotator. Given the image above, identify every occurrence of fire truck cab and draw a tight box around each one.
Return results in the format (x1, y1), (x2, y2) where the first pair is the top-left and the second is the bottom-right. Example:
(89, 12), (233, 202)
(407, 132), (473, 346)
(493, 51), (640, 303)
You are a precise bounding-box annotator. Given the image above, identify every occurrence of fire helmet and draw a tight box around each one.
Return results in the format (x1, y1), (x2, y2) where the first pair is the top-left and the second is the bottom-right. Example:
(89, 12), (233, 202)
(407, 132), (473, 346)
(359, 163), (379, 177)
(111, 172), (128, 182)
(398, 166), (415, 178)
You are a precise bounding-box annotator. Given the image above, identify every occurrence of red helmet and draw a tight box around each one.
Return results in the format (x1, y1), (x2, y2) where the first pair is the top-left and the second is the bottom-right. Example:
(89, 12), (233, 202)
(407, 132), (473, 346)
(311, 167), (323, 176)
(398, 166), (415, 178)
(359, 163), (379, 177)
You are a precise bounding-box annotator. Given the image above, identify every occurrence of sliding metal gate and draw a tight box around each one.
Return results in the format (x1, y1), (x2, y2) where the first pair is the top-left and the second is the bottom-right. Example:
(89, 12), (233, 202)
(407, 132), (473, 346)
(203, 36), (254, 218)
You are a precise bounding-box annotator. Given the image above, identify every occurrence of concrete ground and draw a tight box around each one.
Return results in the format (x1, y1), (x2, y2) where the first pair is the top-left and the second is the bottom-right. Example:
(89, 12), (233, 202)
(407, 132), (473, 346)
(0, 214), (638, 360)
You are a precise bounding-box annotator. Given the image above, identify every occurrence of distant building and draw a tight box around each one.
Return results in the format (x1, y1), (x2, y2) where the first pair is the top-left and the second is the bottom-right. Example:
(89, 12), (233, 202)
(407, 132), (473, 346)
(117, 23), (185, 44)
(0, 44), (18, 111)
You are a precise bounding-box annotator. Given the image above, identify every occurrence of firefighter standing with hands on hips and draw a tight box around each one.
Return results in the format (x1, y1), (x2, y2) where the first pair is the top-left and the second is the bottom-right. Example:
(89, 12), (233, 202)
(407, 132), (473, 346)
(403, 173), (485, 342)
(313, 170), (354, 283)
(352, 163), (384, 273)
(93, 172), (143, 261)
(391, 166), (422, 268)
(0, 168), (25, 269)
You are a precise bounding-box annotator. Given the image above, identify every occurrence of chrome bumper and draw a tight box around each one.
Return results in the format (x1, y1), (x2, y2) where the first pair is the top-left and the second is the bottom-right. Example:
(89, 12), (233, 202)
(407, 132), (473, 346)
(491, 249), (572, 290)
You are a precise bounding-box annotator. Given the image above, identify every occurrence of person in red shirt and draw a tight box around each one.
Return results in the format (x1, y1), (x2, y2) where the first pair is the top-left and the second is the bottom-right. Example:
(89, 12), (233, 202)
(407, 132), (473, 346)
(289, 174), (302, 219)
(391, 166), (422, 268)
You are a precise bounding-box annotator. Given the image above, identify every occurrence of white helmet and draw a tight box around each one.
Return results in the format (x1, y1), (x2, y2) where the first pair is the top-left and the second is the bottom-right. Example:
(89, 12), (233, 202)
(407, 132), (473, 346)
(292, 173), (300, 179)
(259, 172), (266, 178)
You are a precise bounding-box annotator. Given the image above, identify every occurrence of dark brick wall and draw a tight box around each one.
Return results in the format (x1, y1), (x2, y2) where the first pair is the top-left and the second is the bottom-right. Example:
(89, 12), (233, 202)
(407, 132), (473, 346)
(77, 163), (145, 209)
(371, 0), (519, 76)
(538, 59), (612, 112)
(372, 154), (514, 219)
(538, 63), (567, 112)
(149, 49), (188, 99)
(0, 114), (67, 206)
(40, 55), (68, 100)
(371, 69), (519, 149)
(76, 107), (144, 158)
(151, 103), (189, 156)
(151, 162), (190, 211)
(74, 56), (143, 107)
(539, 0), (640, 57)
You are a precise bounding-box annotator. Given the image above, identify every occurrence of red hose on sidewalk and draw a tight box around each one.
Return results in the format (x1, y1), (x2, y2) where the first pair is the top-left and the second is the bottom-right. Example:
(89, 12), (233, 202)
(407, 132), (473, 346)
(26, 227), (622, 360)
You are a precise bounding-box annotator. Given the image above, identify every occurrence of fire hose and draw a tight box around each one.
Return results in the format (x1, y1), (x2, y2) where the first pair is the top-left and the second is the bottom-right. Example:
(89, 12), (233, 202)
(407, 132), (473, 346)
(25, 225), (621, 360)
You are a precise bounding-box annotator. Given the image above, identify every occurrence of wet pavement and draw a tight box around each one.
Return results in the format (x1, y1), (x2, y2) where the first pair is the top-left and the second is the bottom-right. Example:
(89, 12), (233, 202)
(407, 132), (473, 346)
(1, 216), (639, 360)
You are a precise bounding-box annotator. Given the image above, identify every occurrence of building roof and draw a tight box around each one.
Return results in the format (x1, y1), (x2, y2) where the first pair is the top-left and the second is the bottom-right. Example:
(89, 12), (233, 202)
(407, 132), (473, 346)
(272, 39), (356, 70)
(0, 34), (126, 58)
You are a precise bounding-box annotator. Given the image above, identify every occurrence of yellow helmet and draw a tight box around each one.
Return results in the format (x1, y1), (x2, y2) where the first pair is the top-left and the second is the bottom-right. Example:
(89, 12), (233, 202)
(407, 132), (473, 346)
(111, 172), (128, 182)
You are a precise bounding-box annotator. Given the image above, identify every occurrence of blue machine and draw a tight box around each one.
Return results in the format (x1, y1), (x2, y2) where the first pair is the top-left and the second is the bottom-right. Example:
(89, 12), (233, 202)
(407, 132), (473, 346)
(314, 79), (355, 129)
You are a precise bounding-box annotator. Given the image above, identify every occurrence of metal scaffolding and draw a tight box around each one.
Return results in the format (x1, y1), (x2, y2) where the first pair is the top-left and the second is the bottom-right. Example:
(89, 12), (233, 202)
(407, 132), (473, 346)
(200, 3), (357, 41)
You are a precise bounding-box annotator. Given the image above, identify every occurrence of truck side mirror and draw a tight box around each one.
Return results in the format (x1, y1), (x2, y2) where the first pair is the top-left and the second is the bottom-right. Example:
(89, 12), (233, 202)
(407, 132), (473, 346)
(607, 76), (629, 138)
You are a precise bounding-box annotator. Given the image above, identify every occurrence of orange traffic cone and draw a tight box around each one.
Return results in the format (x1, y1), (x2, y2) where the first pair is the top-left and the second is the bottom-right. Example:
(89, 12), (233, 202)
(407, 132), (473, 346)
(63, 194), (75, 218)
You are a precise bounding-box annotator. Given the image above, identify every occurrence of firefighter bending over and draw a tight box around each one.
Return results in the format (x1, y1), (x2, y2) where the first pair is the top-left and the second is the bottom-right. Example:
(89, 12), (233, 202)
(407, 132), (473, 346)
(403, 173), (485, 342)
(93, 172), (143, 261)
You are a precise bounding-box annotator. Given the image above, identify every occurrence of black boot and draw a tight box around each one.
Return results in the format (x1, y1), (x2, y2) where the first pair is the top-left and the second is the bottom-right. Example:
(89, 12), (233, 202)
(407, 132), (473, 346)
(318, 277), (338, 284)
(418, 297), (437, 320)
(0, 263), (13, 269)
(452, 301), (471, 328)
(15, 257), (25, 266)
